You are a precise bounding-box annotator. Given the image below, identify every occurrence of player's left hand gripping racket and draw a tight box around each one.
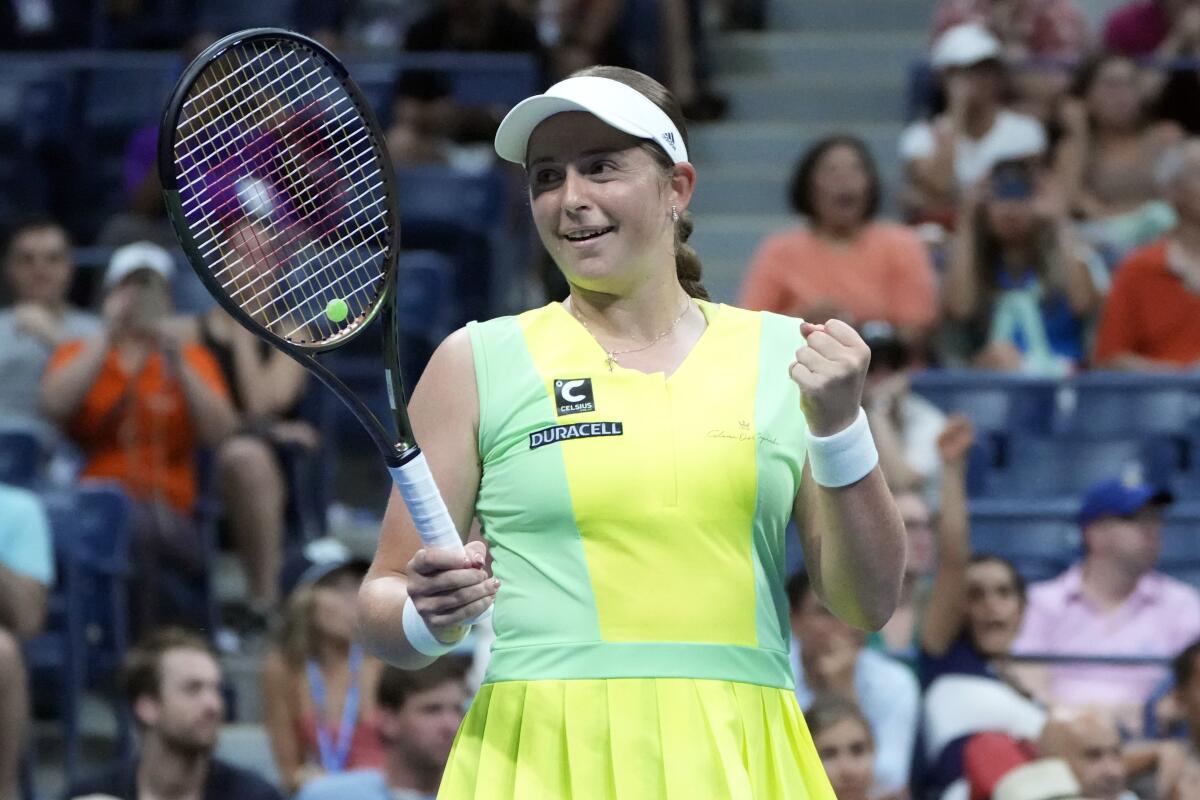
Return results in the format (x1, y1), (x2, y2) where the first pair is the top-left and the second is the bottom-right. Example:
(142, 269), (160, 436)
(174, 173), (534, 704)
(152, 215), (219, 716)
(159, 29), (464, 556)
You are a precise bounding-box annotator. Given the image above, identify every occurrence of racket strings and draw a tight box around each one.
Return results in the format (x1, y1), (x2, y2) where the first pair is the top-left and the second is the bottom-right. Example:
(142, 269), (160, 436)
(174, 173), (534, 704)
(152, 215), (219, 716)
(171, 37), (390, 345)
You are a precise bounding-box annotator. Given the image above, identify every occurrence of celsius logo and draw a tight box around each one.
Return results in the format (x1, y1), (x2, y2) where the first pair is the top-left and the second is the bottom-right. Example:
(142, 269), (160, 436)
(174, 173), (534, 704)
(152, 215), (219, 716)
(554, 378), (594, 415)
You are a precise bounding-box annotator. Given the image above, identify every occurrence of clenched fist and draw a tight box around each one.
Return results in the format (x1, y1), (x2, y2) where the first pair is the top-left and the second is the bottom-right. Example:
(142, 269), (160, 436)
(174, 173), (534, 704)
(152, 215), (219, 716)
(790, 320), (871, 437)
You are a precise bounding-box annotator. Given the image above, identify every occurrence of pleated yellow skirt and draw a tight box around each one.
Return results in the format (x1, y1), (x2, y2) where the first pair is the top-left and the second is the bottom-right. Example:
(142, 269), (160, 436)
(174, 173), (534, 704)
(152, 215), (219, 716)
(438, 678), (836, 800)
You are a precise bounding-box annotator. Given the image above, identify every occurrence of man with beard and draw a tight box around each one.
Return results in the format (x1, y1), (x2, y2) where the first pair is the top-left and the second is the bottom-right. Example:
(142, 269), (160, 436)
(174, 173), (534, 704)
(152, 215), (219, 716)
(296, 656), (470, 800)
(65, 628), (281, 800)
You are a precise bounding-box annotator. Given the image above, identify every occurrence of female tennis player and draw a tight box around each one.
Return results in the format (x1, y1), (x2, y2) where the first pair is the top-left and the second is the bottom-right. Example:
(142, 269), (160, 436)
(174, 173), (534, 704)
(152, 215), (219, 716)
(358, 65), (907, 799)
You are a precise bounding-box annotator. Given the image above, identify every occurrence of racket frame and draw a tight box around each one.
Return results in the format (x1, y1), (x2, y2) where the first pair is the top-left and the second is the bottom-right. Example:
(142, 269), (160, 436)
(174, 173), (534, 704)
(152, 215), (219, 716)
(158, 27), (415, 469)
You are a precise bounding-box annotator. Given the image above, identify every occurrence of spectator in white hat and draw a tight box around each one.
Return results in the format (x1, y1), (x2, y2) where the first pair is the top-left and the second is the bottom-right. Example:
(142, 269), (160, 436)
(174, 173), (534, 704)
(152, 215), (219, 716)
(900, 22), (1048, 228)
(40, 241), (236, 634)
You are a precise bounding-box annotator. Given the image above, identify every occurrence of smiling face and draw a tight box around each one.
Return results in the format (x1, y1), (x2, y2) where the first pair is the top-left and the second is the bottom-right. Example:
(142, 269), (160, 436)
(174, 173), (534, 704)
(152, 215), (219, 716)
(525, 111), (693, 294)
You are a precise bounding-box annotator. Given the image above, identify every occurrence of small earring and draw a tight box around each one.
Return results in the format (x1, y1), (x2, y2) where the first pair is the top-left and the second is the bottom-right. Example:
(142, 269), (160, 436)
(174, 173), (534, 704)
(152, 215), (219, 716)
(671, 205), (679, 222)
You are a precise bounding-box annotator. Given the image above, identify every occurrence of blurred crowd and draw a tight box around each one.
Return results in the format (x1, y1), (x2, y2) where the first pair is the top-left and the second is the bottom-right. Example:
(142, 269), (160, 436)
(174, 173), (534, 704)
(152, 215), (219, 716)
(4, 1), (1200, 800)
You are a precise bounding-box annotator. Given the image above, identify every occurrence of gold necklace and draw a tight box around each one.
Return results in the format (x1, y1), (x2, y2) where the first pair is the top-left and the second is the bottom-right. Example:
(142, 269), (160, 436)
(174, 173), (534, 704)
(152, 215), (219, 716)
(570, 297), (692, 371)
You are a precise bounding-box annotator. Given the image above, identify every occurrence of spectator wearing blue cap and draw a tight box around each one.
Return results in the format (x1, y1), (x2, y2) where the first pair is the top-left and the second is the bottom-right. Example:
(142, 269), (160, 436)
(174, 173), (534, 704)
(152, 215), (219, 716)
(1012, 477), (1200, 734)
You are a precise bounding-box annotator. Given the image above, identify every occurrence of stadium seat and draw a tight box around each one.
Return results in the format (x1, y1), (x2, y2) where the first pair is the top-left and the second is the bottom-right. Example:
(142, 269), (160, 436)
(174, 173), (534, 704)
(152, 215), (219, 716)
(396, 165), (508, 235)
(969, 498), (1081, 581)
(0, 429), (43, 489)
(1054, 373), (1200, 438)
(982, 435), (1179, 499)
(1161, 505), (1200, 578)
(25, 482), (134, 787)
(909, 371), (1058, 437)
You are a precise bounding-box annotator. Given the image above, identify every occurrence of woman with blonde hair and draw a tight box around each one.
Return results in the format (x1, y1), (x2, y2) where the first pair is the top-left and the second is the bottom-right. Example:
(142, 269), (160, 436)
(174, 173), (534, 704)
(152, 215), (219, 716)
(263, 548), (385, 795)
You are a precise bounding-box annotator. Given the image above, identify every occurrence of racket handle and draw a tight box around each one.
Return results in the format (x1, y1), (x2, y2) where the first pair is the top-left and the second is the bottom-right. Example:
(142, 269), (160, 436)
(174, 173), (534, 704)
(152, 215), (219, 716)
(388, 452), (464, 552)
(387, 452), (494, 628)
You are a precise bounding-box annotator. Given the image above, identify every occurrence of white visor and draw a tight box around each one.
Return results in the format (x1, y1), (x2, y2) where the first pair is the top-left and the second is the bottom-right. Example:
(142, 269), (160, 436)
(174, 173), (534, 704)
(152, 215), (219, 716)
(494, 76), (689, 166)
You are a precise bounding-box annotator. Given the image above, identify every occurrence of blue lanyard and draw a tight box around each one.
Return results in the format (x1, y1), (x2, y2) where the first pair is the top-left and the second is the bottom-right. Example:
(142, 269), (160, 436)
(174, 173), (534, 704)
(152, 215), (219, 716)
(306, 644), (362, 772)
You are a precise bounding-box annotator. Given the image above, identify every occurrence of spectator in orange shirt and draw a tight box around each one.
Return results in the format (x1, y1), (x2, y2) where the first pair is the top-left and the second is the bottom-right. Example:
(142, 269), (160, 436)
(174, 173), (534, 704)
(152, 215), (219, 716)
(40, 242), (236, 632)
(1094, 138), (1200, 368)
(737, 135), (939, 353)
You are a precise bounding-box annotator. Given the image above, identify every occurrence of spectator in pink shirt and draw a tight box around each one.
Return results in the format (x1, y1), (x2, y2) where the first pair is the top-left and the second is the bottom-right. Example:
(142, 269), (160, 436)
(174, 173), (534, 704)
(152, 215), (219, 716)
(1013, 478), (1200, 732)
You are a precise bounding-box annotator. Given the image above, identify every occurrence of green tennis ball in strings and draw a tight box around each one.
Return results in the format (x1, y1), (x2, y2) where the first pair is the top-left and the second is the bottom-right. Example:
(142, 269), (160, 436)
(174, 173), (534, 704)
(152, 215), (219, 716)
(325, 298), (349, 323)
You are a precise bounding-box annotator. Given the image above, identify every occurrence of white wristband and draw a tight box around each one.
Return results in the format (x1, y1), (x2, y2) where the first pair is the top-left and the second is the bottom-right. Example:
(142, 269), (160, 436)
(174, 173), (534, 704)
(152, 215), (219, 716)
(402, 598), (468, 657)
(806, 407), (879, 488)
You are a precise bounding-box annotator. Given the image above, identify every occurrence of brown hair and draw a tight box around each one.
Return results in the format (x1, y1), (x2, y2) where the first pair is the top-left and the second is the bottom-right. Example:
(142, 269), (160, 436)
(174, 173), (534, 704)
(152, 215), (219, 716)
(120, 627), (218, 707)
(804, 695), (874, 745)
(277, 584), (320, 667)
(568, 65), (708, 300)
(376, 654), (471, 711)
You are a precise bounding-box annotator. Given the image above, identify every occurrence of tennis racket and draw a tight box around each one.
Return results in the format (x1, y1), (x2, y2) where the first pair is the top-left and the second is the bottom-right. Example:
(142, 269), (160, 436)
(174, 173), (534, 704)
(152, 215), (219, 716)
(158, 28), (464, 556)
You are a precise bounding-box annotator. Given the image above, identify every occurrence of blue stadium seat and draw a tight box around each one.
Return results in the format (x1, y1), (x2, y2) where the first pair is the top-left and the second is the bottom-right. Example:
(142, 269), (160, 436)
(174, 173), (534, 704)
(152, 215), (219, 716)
(1161, 505), (1200, 578)
(347, 53), (539, 123)
(0, 429), (43, 489)
(397, 249), (458, 344)
(1055, 373), (1200, 438)
(396, 166), (508, 235)
(25, 482), (133, 787)
(983, 435), (1179, 498)
(969, 498), (1081, 581)
(909, 371), (1058, 436)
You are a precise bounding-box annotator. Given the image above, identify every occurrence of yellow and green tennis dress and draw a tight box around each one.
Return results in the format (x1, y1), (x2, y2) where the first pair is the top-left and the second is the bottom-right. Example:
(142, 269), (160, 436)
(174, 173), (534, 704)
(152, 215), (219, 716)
(439, 300), (834, 800)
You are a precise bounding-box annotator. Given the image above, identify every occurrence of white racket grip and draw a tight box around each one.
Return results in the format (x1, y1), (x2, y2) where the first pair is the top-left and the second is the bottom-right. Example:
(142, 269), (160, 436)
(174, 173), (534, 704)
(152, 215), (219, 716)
(388, 452), (463, 552)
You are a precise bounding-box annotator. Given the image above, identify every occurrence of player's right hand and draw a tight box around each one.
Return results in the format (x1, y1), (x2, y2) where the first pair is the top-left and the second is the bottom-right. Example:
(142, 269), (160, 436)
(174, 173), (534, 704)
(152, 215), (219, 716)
(406, 539), (498, 642)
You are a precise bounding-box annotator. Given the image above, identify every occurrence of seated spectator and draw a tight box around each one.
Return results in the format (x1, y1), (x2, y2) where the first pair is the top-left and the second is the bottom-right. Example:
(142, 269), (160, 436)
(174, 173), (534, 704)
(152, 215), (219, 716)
(1013, 478), (1200, 734)
(1174, 640), (1200, 756)
(0, 217), (101, 442)
(942, 159), (1102, 374)
(180, 299), (316, 629)
(930, 0), (1089, 125)
(39, 243), (236, 633)
(917, 423), (1049, 795)
(861, 321), (948, 502)
(1039, 707), (1133, 800)
(787, 570), (919, 795)
(873, 416), (973, 659)
(1093, 138), (1200, 369)
(1056, 53), (1182, 262)
(263, 542), (385, 795)
(384, 70), (502, 171)
(739, 135), (939, 347)
(803, 696), (879, 800)
(0, 483), (53, 798)
(1104, 0), (1198, 58)
(296, 657), (470, 800)
(405, 0), (547, 76)
(65, 627), (282, 800)
(901, 22), (1048, 227)
(992, 758), (1084, 800)
(931, 0), (1089, 60)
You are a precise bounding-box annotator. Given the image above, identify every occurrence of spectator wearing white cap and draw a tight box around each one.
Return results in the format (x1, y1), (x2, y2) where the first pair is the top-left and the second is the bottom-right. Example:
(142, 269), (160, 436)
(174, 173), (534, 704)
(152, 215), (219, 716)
(900, 22), (1048, 228)
(39, 241), (236, 634)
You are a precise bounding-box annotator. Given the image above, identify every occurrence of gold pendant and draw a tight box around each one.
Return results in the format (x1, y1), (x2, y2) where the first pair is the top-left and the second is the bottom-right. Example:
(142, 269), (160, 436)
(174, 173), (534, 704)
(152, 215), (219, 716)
(605, 353), (617, 371)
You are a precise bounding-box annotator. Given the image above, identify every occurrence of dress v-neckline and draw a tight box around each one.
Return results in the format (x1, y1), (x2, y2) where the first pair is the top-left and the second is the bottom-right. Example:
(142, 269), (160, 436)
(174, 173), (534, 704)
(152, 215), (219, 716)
(552, 298), (718, 382)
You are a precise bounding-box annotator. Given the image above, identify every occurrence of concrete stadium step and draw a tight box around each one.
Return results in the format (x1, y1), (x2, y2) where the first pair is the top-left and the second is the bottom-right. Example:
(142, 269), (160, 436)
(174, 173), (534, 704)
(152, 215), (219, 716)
(710, 31), (926, 77)
(713, 72), (909, 123)
(768, 0), (939, 32)
(690, 121), (905, 174)
(688, 213), (794, 302)
(691, 166), (791, 215)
